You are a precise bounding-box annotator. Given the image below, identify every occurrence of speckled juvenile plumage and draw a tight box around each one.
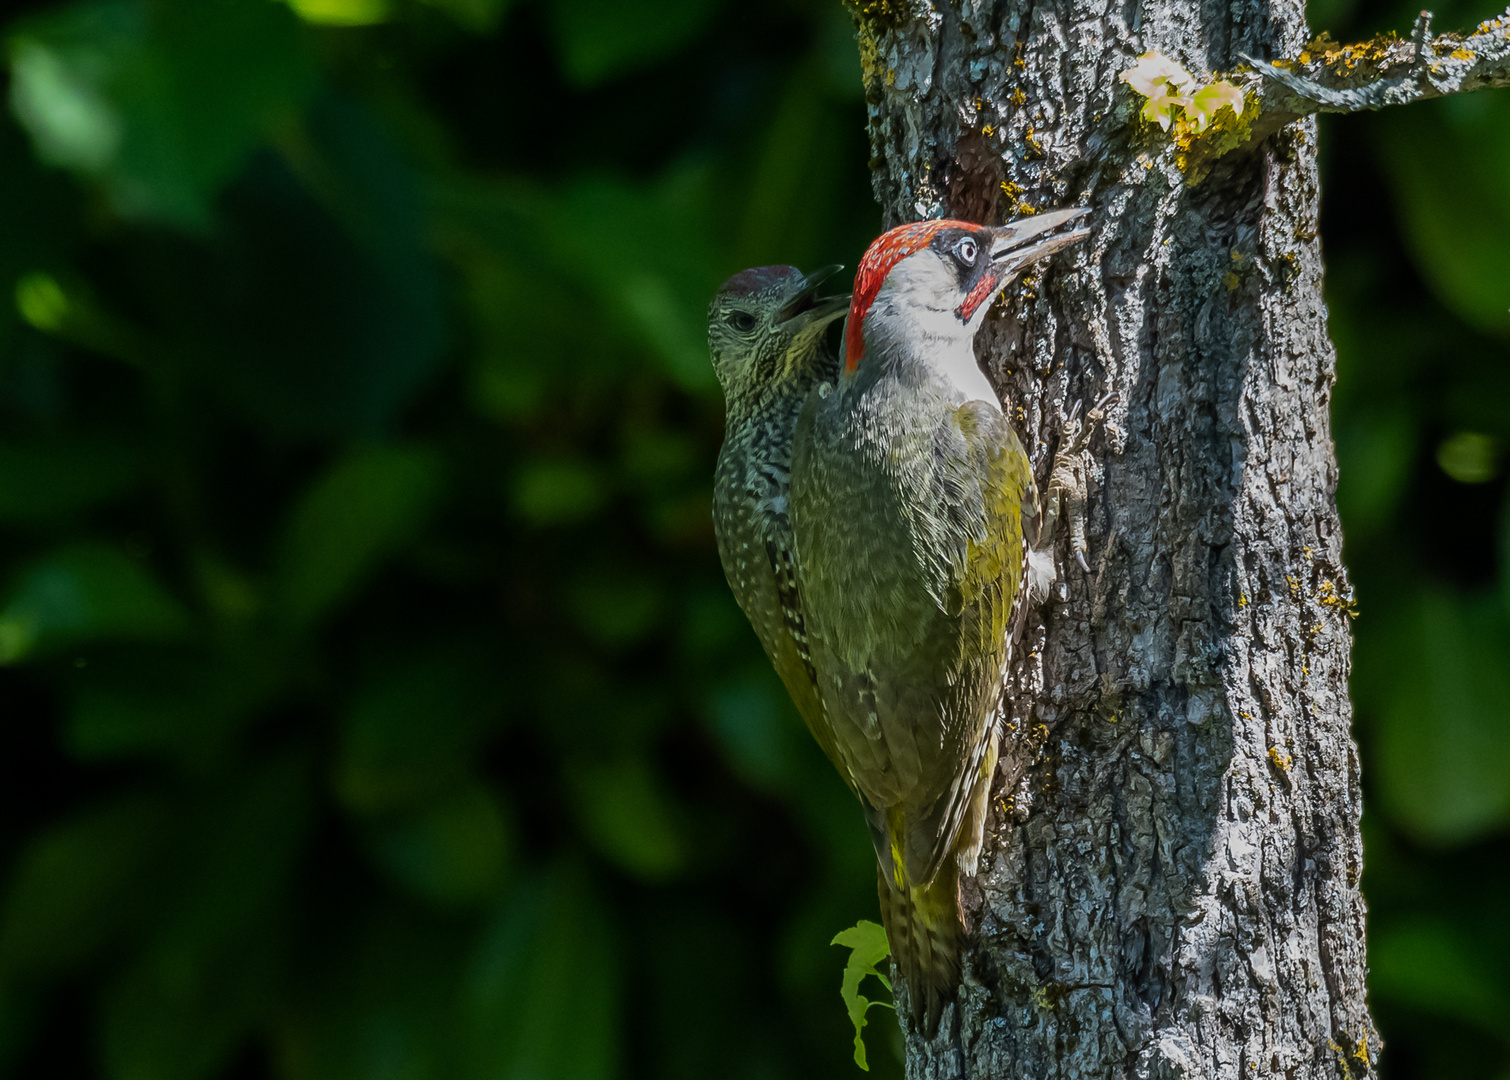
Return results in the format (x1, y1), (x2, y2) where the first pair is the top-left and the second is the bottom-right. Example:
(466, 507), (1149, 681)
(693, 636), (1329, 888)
(709, 265), (849, 775)
(790, 211), (1089, 1034)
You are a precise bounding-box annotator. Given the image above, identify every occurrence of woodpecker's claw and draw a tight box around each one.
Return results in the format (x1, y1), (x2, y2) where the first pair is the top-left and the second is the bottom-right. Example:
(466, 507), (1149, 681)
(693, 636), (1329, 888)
(1085, 391), (1118, 427)
(1063, 397), (1084, 436)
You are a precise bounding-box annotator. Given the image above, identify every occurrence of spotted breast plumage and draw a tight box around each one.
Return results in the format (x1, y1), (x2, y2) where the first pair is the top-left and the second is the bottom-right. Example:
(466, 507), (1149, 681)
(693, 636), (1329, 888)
(708, 264), (850, 777)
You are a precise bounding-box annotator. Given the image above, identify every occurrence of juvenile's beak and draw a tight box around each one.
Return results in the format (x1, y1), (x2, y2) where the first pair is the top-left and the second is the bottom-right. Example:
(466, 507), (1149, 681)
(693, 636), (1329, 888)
(778, 264), (849, 325)
(989, 207), (1092, 276)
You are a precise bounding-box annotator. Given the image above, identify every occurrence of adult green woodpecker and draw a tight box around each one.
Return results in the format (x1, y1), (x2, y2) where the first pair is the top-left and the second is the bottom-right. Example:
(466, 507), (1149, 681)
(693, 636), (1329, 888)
(709, 265), (849, 771)
(789, 210), (1091, 1033)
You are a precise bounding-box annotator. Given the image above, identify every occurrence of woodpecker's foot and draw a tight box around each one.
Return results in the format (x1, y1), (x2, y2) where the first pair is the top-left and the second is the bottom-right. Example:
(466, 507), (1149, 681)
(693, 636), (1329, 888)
(1041, 392), (1115, 574)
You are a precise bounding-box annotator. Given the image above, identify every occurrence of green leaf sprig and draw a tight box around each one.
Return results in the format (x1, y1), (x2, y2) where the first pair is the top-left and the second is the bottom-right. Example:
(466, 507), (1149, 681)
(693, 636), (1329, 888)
(832, 920), (893, 1071)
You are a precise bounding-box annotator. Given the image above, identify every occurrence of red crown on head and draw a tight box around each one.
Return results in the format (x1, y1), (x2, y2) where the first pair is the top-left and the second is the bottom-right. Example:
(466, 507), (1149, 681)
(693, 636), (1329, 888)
(845, 219), (975, 370)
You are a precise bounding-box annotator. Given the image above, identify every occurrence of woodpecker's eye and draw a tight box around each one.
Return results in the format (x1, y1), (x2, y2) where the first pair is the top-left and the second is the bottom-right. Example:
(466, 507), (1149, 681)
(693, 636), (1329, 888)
(954, 237), (979, 267)
(727, 311), (757, 333)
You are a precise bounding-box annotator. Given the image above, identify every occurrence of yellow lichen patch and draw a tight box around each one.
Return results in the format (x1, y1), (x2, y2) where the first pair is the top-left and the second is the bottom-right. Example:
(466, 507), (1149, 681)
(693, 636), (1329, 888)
(1222, 271), (1240, 291)
(1010, 87), (1027, 106)
(854, 20), (883, 90)
(1327, 1034), (1373, 1080)
(844, 0), (914, 32)
(1267, 744), (1292, 772)
(1353, 1036), (1371, 1068)
(1000, 181), (1037, 216)
(1292, 29), (1399, 74)
(1451, 47), (1474, 60)
(1292, 28), (1399, 75)
(1171, 92), (1258, 180)
(1316, 578), (1359, 618)
(1304, 31), (1337, 60)
(1031, 982), (1074, 1011)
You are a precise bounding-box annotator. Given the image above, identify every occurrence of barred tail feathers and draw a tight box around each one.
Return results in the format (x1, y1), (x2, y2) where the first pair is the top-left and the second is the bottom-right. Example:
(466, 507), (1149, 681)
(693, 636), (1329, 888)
(877, 860), (961, 1038)
(876, 730), (999, 1037)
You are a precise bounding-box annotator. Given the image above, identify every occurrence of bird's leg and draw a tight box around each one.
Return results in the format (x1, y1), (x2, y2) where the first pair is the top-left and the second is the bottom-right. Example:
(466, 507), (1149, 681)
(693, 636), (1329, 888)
(1029, 393), (1114, 601)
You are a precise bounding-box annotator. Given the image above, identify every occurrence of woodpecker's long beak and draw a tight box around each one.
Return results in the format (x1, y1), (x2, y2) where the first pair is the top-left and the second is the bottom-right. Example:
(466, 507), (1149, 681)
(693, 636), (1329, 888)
(989, 207), (1092, 277)
(955, 209), (1092, 323)
(777, 264), (849, 325)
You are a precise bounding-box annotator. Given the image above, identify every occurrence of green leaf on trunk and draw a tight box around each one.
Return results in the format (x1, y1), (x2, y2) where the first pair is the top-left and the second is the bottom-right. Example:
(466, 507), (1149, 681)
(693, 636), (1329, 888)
(831, 919), (892, 1071)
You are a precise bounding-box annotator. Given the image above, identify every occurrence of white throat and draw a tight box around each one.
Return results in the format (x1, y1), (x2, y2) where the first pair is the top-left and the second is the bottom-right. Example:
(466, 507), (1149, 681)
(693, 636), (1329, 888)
(929, 336), (1000, 409)
(858, 264), (1003, 411)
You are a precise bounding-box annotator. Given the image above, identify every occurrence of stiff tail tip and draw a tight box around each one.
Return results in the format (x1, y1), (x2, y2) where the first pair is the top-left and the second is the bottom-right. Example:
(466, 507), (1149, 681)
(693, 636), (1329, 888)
(876, 861), (963, 1039)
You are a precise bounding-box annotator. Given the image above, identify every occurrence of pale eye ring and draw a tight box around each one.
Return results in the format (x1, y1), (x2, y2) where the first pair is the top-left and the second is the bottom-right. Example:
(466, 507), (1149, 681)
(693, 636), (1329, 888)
(954, 237), (979, 266)
(727, 311), (757, 333)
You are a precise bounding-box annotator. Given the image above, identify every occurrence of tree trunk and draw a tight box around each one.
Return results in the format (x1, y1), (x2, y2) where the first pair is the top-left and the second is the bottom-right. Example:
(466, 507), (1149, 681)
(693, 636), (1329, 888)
(851, 2), (1377, 1076)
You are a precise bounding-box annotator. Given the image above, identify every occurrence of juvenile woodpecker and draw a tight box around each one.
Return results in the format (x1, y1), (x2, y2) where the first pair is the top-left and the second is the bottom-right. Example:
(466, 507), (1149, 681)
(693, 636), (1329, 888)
(709, 265), (850, 771)
(789, 210), (1091, 1033)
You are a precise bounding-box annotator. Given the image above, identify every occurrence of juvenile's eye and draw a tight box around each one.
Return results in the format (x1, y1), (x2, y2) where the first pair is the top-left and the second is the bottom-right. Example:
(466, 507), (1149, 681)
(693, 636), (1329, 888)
(727, 311), (757, 333)
(954, 237), (979, 267)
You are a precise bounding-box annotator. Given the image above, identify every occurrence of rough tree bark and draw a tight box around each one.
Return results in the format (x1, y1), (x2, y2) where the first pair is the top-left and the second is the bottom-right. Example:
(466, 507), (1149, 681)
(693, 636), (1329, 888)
(848, 1), (1377, 1076)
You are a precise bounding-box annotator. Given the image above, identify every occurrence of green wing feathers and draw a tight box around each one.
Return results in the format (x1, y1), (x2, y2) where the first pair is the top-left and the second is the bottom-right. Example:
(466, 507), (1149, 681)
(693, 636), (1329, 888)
(792, 389), (1037, 1034)
(893, 401), (1031, 883)
(951, 400), (1035, 661)
(762, 537), (853, 788)
(876, 401), (1034, 1033)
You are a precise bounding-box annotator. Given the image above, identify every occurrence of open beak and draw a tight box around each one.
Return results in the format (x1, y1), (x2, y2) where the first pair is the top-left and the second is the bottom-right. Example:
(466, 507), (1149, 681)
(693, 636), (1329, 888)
(777, 263), (850, 325)
(989, 207), (1092, 276)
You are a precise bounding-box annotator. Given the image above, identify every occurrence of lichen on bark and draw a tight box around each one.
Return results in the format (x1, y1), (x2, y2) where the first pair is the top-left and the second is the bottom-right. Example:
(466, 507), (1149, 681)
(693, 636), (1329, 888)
(845, 0), (1378, 1076)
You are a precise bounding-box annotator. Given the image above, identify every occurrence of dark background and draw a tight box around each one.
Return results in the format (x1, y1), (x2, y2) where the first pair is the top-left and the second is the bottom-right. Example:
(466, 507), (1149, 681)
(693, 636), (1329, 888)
(0, 0), (1505, 1077)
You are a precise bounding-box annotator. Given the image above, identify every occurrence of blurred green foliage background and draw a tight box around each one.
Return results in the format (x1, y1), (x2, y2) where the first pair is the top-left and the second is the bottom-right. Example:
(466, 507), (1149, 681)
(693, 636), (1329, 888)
(0, 0), (1504, 1077)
